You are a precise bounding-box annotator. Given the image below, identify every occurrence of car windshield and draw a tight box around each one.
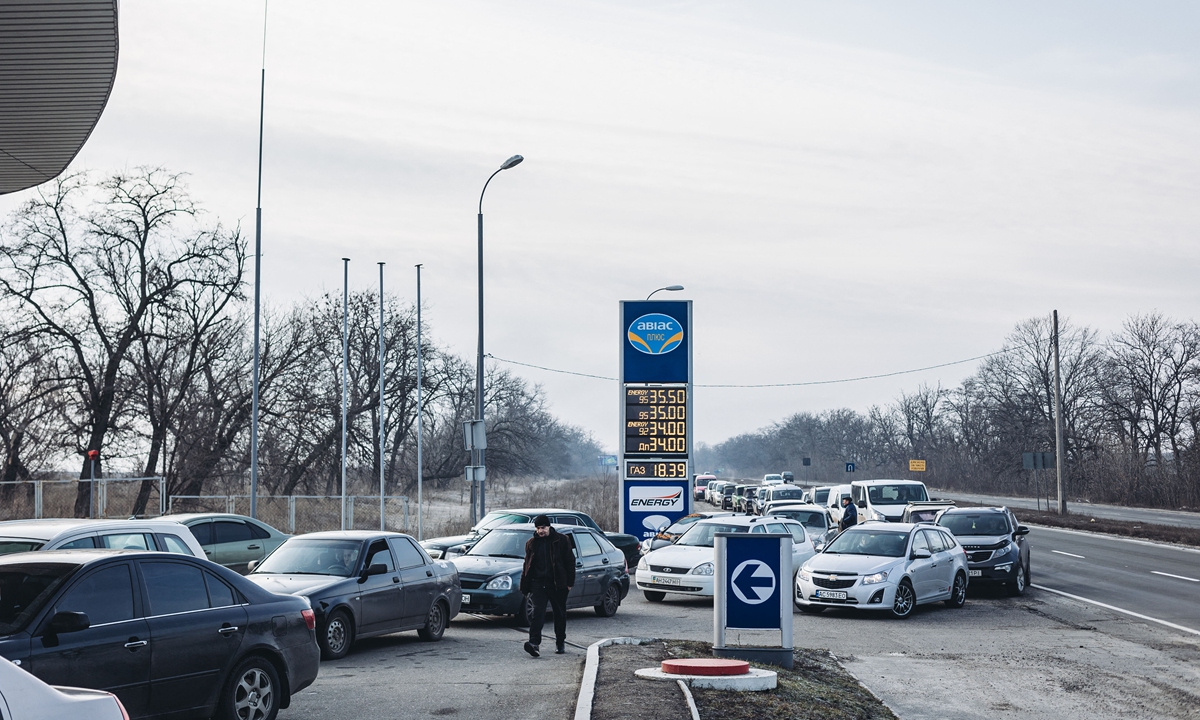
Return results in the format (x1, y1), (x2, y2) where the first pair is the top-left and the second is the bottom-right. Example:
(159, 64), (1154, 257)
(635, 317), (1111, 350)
(475, 512), (530, 532)
(0, 563), (78, 635)
(770, 488), (804, 501)
(675, 523), (747, 547)
(770, 509), (827, 530)
(664, 516), (702, 535)
(867, 484), (928, 505)
(764, 475), (783, 482)
(939, 514), (1011, 536)
(813, 489), (830, 505)
(824, 530), (909, 557)
(465, 528), (533, 559)
(253, 539), (362, 576)
(0, 540), (45, 556)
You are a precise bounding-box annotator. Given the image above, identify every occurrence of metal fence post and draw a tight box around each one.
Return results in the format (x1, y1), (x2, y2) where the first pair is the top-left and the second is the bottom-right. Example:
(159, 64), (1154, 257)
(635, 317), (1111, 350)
(347, 498), (355, 530)
(159, 477), (165, 516)
(288, 496), (296, 534)
(227, 496), (235, 514)
(34, 480), (42, 519)
(403, 496), (409, 533)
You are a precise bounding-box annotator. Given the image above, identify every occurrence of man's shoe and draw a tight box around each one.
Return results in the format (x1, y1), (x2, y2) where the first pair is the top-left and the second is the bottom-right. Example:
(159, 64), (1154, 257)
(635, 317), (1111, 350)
(555, 640), (565, 654)
(524, 642), (539, 658)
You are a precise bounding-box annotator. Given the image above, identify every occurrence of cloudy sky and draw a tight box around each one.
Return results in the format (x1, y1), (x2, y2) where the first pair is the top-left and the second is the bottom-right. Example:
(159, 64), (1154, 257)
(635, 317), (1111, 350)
(4, 1), (1198, 450)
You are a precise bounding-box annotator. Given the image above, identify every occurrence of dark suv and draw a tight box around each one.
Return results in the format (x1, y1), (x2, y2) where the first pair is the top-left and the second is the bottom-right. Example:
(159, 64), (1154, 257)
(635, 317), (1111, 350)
(937, 507), (1031, 595)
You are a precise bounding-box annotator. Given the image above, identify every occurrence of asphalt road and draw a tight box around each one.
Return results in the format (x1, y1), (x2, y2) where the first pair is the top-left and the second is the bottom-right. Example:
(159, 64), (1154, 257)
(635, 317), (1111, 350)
(934, 489), (1200, 529)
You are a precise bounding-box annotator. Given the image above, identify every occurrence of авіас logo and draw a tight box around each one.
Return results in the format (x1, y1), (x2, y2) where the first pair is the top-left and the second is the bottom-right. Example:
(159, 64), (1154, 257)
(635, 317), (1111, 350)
(627, 313), (683, 355)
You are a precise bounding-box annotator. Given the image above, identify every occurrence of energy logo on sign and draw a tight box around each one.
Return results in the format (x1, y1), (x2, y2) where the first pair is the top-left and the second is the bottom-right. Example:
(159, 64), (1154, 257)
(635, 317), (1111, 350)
(628, 486), (683, 512)
(627, 314), (684, 355)
(730, 560), (776, 605)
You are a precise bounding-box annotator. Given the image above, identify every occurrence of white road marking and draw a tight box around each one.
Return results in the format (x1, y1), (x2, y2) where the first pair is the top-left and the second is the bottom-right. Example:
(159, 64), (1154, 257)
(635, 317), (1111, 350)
(1032, 584), (1200, 637)
(1151, 571), (1200, 583)
(1051, 550), (1085, 559)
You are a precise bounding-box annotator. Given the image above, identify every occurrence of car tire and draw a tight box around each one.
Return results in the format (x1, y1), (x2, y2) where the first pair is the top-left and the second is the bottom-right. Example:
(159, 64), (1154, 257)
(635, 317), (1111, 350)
(643, 590), (666, 603)
(595, 583), (622, 617)
(1007, 562), (1027, 596)
(890, 580), (915, 619)
(945, 572), (967, 608)
(218, 655), (280, 720)
(418, 600), (448, 641)
(319, 609), (354, 660)
(514, 593), (535, 627)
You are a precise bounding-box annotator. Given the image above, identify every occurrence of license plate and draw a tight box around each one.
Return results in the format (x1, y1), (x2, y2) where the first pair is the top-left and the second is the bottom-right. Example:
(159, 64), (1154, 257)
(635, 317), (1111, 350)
(968, 570), (982, 577)
(461, 593), (471, 604)
(815, 590), (847, 600)
(652, 576), (682, 586)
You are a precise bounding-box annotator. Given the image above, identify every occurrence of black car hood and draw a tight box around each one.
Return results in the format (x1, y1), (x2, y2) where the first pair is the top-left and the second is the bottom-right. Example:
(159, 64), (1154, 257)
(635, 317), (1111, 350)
(421, 534), (477, 550)
(955, 534), (1010, 549)
(451, 555), (522, 579)
(246, 573), (347, 597)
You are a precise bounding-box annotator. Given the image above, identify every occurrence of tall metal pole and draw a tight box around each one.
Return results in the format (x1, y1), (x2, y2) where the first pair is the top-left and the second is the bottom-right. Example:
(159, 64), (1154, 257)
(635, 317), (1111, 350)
(415, 263), (424, 540)
(250, 0), (269, 520)
(476, 210), (485, 521)
(1052, 310), (1068, 515)
(378, 262), (386, 531)
(341, 258), (350, 530)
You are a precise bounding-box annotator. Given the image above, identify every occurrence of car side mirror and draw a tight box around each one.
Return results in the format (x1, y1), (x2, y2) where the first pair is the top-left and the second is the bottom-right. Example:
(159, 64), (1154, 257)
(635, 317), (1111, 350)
(1015, 525), (1030, 536)
(360, 563), (388, 582)
(46, 611), (90, 635)
(910, 549), (932, 560)
(246, 560), (258, 572)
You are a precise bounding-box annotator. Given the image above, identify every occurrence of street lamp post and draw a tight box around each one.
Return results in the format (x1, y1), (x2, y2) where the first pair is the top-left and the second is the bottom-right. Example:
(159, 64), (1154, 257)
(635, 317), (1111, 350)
(475, 154), (523, 520)
(647, 284), (684, 300)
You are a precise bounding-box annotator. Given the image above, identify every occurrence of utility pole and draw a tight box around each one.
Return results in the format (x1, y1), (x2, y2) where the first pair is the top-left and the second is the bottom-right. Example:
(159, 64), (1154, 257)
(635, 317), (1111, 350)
(250, 0), (269, 520)
(378, 262), (386, 531)
(1052, 310), (1068, 515)
(415, 263), (424, 540)
(341, 258), (350, 530)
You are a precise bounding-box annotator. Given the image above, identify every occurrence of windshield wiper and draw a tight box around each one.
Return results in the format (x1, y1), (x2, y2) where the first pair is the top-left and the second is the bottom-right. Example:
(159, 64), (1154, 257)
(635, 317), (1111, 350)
(486, 553), (523, 559)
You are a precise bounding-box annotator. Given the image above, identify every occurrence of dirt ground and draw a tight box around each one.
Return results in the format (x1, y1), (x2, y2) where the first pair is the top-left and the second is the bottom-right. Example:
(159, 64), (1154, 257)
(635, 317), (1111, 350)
(590, 640), (897, 720)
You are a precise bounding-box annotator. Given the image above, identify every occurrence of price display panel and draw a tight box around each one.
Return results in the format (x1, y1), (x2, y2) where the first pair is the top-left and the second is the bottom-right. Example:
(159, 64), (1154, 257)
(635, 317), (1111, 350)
(624, 386), (688, 457)
(625, 460), (689, 479)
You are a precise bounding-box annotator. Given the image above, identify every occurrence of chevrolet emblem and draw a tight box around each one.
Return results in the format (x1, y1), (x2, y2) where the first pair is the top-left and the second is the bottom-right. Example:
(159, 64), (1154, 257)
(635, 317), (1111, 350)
(828, 575), (837, 581)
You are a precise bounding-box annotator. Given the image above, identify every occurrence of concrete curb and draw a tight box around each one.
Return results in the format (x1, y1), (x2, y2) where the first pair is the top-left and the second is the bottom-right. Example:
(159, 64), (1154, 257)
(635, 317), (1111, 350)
(635, 666), (777, 691)
(573, 637), (654, 720)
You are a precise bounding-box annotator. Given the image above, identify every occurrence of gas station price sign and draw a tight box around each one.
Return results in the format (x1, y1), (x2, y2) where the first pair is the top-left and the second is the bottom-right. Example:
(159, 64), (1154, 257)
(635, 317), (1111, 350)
(625, 386), (688, 456)
(625, 460), (688, 479)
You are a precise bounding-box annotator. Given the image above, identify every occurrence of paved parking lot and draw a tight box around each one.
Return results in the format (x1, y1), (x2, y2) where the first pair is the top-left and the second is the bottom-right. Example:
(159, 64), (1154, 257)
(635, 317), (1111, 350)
(281, 569), (1200, 720)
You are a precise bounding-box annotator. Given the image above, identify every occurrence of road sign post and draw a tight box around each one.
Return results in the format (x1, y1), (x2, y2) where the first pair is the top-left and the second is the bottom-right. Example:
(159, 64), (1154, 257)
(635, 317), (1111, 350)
(713, 532), (793, 669)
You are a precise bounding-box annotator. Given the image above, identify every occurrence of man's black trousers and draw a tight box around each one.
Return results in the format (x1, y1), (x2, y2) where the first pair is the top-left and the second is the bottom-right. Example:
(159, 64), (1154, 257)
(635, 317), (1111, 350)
(528, 579), (569, 646)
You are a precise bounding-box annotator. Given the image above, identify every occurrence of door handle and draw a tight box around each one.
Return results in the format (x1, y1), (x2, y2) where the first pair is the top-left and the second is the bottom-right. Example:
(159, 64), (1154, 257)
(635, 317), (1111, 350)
(124, 639), (148, 649)
(247, 544), (261, 550)
(575, 562), (583, 568)
(218, 626), (240, 635)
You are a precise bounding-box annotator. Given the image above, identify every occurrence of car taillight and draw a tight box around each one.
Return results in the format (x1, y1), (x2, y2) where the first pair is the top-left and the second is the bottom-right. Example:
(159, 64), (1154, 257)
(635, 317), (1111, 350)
(302, 608), (316, 630)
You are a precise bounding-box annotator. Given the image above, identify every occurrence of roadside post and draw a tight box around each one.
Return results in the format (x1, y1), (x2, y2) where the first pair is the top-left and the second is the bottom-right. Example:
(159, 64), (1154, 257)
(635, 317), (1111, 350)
(713, 532), (793, 669)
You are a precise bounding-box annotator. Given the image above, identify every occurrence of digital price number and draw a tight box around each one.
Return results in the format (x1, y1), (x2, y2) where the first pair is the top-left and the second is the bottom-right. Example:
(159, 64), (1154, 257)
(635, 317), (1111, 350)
(625, 461), (689, 479)
(625, 386), (688, 456)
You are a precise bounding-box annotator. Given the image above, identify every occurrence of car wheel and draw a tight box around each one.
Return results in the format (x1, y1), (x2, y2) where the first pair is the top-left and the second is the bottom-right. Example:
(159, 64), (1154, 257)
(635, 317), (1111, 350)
(945, 572), (967, 608)
(219, 655), (280, 720)
(890, 580), (915, 619)
(1007, 562), (1027, 596)
(319, 609), (354, 660)
(594, 583), (621, 617)
(643, 590), (666, 603)
(418, 600), (448, 641)
(514, 593), (535, 627)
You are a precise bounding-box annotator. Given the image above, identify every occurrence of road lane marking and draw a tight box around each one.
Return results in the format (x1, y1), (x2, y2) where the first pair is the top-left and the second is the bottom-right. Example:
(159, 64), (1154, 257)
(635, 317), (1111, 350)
(1029, 525), (1200, 555)
(1032, 584), (1200, 637)
(1051, 550), (1085, 559)
(1151, 571), (1200, 583)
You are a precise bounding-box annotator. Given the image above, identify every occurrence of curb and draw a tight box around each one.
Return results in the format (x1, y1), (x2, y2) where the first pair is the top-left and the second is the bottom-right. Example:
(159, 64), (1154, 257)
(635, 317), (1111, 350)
(573, 636), (654, 720)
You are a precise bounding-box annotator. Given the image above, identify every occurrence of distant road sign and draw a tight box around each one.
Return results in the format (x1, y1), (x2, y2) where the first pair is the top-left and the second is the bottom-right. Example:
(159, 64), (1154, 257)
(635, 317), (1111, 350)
(845, 462), (856, 473)
(802, 458), (811, 467)
(598, 455), (618, 467)
(909, 459), (926, 472)
(1022, 452), (1054, 470)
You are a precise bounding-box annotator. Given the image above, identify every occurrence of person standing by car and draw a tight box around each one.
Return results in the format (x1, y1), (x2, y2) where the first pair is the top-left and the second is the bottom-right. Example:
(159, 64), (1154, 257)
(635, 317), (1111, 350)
(840, 496), (858, 531)
(520, 515), (575, 657)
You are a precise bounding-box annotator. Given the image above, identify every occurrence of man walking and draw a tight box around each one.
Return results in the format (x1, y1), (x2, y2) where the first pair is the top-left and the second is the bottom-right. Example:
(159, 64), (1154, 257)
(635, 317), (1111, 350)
(840, 495), (858, 532)
(520, 515), (575, 657)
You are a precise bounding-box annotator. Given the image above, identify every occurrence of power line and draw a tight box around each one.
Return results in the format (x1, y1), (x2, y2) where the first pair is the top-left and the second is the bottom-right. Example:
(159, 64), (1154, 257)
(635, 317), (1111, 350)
(486, 349), (1010, 388)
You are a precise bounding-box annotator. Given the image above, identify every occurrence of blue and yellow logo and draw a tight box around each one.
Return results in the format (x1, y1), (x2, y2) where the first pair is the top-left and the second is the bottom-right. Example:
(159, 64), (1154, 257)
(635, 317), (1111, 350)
(628, 313), (684, 355)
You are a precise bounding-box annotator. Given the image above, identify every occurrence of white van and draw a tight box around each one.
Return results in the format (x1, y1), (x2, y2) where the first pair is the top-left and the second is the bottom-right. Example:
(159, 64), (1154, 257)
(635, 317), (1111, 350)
(824, 484), (853, 523)
(850, 479), (930, 523)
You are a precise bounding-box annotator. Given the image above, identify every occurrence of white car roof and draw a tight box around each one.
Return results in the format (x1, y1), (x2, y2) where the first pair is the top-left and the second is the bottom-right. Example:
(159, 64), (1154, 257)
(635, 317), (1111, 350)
(851, 478), (926, 486)
(0, 518), (189, 542)
(694, 515), (800, 528)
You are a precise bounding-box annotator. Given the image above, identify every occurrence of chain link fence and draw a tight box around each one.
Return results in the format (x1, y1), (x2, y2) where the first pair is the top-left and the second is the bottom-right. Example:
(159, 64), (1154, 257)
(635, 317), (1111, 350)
(166, 495), (412, 535)
(0, 478), (165, 520)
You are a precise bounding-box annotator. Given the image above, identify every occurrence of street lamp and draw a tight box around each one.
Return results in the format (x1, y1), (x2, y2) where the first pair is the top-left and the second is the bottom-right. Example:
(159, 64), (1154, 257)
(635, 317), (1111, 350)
(476, 154), (523, 521)
(646, 285), (684, 300)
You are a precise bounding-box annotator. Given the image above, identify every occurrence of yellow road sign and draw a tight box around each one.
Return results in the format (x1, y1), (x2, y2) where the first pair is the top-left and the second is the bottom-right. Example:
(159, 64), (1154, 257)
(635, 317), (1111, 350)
(909, 459), (926, 472)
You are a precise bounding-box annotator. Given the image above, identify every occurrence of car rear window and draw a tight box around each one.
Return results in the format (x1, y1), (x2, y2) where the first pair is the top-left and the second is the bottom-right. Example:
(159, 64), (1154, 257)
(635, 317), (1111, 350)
(0, 540), (45, 555)
(213, 521), (253, 545)
(142, 562), (210, 615)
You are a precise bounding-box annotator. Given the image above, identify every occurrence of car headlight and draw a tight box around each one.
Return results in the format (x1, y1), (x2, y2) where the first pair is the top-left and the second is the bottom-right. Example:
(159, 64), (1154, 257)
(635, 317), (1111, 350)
(691, 562), (714, 576)
(992, 543), (1015, 559)
(871, 510), (887, 521)
(862, 570), (889, 585)
(798, 568), (811, 582)
(485, 575), (512, 590)
(637, 557), (649, 571)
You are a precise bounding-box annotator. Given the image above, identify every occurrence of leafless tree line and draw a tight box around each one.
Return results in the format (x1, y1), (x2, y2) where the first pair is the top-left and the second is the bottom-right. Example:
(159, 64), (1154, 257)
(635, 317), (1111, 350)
(698, 314), (1200, 510)
(0, 169), (601, 517)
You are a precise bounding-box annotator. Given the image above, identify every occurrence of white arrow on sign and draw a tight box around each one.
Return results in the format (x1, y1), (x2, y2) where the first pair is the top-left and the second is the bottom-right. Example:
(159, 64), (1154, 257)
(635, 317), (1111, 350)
(730, 559), (776, 605)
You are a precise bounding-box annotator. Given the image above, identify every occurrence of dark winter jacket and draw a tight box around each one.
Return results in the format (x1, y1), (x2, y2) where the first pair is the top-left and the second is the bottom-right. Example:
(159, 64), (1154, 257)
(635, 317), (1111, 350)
(520, 528), (576, 593)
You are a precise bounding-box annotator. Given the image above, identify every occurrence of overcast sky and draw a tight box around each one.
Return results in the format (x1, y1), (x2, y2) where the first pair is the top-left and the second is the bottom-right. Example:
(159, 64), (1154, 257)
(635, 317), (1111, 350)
(4, 1), (1198, 451)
